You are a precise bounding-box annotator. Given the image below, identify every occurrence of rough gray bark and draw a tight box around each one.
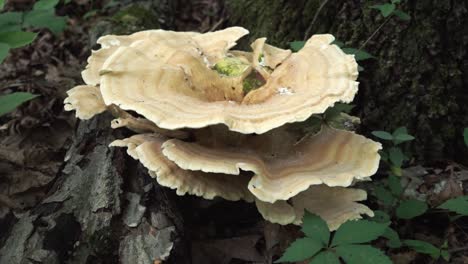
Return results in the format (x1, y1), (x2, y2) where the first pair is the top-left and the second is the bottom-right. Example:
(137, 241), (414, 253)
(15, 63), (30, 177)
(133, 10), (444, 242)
(0, 114), (189, 264)
(225, 0), (468, 163)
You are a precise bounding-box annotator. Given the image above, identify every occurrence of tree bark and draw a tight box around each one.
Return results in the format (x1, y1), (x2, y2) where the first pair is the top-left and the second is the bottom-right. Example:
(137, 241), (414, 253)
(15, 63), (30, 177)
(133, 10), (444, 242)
(225, 0), (468, 162)
(0, 114), (190, 264)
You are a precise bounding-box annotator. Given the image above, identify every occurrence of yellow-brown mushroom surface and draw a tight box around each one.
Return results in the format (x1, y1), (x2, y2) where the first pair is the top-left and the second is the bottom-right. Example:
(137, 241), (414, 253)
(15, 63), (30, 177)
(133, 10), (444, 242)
(64, 27), (381, 228)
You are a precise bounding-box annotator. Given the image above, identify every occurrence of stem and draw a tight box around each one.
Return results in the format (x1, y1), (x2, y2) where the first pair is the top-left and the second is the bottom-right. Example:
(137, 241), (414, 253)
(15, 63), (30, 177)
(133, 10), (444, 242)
(304, 0), (330, 40)
(449, 246), (468, 253)
(359, 16), (392, 50)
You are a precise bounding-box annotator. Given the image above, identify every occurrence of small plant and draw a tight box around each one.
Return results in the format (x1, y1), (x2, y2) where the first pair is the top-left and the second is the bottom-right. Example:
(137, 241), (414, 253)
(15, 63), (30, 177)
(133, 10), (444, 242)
(0, 0), (68, 63)
(0, 92), (38, 117)
(370, 0), (411, 21)
(276, 212), (392, 263)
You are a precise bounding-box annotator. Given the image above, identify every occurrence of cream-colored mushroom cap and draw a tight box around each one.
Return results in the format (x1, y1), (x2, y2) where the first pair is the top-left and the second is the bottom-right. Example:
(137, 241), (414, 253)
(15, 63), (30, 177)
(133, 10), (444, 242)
(161, 125), (381, 203)
(110, 134), (254, 202)
(99, 30), (359, 134)
(64, 85), (106, 119)
(256, 185), (374, 230)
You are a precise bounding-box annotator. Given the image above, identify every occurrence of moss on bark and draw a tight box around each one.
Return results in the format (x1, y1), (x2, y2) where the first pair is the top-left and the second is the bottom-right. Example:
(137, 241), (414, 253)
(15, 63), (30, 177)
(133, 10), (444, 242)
(225, 0), (468, 162)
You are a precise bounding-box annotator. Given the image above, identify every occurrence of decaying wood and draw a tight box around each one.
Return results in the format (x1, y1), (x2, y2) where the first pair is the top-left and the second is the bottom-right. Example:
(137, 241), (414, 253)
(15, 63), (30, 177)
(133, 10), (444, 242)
(0, 114), (189, 264)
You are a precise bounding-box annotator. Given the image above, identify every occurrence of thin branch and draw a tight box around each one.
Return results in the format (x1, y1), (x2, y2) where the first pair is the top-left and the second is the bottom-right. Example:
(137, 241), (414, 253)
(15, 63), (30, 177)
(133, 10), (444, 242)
(304, 0), (330, 40)
(359, 15), (392, 50)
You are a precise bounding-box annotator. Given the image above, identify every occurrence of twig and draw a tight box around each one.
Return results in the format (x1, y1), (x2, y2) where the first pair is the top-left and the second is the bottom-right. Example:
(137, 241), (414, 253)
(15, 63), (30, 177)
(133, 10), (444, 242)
(359, 16), (392, 50)
(304, 0), (330, 40)
(449, 246), (468, 253)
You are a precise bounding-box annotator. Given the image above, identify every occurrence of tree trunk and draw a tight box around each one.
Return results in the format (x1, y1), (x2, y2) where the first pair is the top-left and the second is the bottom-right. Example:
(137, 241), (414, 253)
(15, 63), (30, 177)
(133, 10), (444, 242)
(225, 0), (468, 163)
(0, 114), (190, 264)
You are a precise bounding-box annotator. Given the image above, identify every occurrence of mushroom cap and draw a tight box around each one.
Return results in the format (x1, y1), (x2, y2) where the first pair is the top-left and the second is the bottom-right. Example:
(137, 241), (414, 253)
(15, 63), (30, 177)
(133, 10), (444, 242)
(98, 29), (359, 134)
(110, 134), (254, 202)
(161, 125), (381, 203)
(256, 185), (374, 230)
(64, 85), (106, 119)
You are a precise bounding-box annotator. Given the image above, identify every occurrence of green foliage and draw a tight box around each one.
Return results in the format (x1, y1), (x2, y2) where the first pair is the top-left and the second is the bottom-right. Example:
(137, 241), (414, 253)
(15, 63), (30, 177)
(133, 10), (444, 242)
(370, 0), (410, 20)
(372, 127), (414, 173)
(0, 0), (68, 63)
(0, 92), (38, 116)
(275, 237), (323, 262)
(0, 0), (4, 10)
(277, 213), (391, 263)
(403, 240), (449, 260)
(438, 196), (468, 215)
(289, 41), (305, 52)
(342, 48), (374, 61)
(396, 199), (428, 219)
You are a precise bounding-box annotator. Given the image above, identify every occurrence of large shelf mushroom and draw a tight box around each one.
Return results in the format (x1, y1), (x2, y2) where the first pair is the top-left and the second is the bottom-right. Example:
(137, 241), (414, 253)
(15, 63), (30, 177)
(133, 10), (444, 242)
(64, 27), (381, 230)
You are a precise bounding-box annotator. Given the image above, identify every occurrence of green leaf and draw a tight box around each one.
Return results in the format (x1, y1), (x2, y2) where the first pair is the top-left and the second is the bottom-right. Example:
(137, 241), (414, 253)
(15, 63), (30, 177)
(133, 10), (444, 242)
(0, 0), (4, 10)
(463, 128), (468, 147)
(0, 12), (23, 32)
(33, 0), (59, 10)
(331, 220), (388, 246)
(275, 237), (323, 263)
(324, 103), (354, 121)
(342, 48), (374, 61)
(309, 251), (340, 264)
(441, 249), (450, 262)
(331, 40), (344, 47)
(23, 9), (67, 34)
(371, 131), (393, 141)
(370, 210), (390, 223)
(0, 31), (37, 48)
(438, 196), (468, 215)
(388, 146), (404, 167)
(374, 186), (395, 206)
(289, 41), (305, 52)
(370, 3), (396, 17)
(396, 199), (428, 219)
(388, 174), (403, 196)
(0, 92), (38, 116)
(335, 244), (392, 264)
(393, 10), (411, 21)
(379, 150), (388, 162)
(302, 212), (330, 246)
(0, 42), (9, 63)
(383, 227), (402, 248)
(404, 240), (441, 259)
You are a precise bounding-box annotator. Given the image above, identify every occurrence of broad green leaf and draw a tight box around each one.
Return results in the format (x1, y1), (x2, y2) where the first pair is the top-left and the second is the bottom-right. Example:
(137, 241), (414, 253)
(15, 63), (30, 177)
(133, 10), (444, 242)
(374, 185), (395, 206)
(324, 103), (354, 121)
(309, 251), (340, 264)
(370, 210), (390, 223)
(379, 150), (388, 162)
(0, 92), (38, 116)
(392, 126), (408, 136)
(23, 9), (67, 34)
(371, 131), (393, 141)
(0, 42), (9, 63)
(275, 237), (323, 263)
(0, 12), (23, 32)
(335, 244), (392, 264)
(370, 3), (396, 17)
(441, 249), (450, 262)
(463, 128), (468, 147)
(289, 41), (305, 52)
(342, 48), (374, 61)
(331, 40), (344, 47)
(33, 0), (59, 10)
(388, 147), (404, 167)
(331, 220), (388, 246)
(383, 227), (402, 248)
(404, 240), (440, 259)
(0, 31), (37, 48)
(438, 196), (468, 215)
(393, 10), (411, 21)
(396, 199), (428, 219)
(388, 175), (403, 196)
(302, 212), (330, 246)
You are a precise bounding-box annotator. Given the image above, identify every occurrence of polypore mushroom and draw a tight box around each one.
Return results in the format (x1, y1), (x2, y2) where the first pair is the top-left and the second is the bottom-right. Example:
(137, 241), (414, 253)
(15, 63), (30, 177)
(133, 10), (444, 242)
(64, 27), (381, 229)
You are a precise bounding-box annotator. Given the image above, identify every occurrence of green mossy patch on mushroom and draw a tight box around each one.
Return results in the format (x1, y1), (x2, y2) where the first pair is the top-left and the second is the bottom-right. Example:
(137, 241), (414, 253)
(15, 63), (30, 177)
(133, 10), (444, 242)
(213, 57), (249, 76)
(242, 72), (265, 94)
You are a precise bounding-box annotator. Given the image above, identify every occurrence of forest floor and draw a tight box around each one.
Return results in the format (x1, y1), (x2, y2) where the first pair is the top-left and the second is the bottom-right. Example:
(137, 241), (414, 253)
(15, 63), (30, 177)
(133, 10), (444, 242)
(0, 1), (467, 264)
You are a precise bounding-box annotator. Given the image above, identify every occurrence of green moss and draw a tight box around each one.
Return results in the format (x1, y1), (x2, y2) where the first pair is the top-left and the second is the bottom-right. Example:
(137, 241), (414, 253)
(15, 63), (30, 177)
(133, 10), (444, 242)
(213, 57), (249, 76)
(242, 72), (265, 94)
